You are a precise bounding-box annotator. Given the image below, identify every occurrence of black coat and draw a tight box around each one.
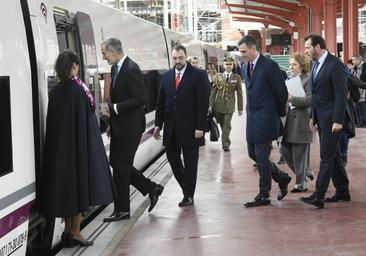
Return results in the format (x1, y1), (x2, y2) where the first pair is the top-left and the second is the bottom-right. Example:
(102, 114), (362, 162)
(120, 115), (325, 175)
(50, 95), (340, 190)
(311, 53), (347, 130)
(109, 57), (146, 139)
(243, 54), (288, 143)
(156, 62), (211, 147)
(41, 80), (113, 217)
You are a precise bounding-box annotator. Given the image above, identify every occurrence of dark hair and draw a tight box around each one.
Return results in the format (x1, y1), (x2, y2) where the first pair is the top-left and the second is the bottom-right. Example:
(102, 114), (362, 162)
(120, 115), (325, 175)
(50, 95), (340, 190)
(172, 44), (187, 56)
(55, 49), (80, 82)
(238, 35), (257, 48)
(304, 33), (326, 49)
(347, 59), (353, 65)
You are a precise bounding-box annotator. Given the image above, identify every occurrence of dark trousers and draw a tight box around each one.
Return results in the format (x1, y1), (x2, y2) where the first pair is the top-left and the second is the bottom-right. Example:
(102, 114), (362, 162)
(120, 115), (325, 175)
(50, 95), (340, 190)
(356, 101), (366, 125)
(247, 142), (288, 197)
(316, 128), (349, 199)
(166, 144), (199, 199)
(339, 130), (350, 166)
(110, 135), (155, 212)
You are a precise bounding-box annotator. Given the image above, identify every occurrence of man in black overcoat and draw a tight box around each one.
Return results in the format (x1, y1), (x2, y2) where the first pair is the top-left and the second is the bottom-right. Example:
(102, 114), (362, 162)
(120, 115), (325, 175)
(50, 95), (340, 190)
(101, 37), (163, 222)
(300, 34), (350, 208)
(153, 45), (210, 206)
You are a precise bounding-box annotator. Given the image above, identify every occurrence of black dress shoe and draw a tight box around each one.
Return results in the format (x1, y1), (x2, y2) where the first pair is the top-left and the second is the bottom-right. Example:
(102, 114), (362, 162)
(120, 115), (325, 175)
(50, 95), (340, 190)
(244, 195), (271, 207)
(223, 147), (230, 152)
(178, 197), (194, 207)
(300, 195), (324, 209)
(103, 211), (130, 222)
(148, 184), (164, 212)
(69, 235), (93, 247)
(325, 194), (351, 202)
(290, 187), (308, 193)
(278, 176), (292, 200)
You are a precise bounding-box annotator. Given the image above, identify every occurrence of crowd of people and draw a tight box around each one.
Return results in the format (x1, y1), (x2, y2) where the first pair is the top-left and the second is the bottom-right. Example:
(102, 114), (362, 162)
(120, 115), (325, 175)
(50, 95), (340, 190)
(40, 33), (366, 248)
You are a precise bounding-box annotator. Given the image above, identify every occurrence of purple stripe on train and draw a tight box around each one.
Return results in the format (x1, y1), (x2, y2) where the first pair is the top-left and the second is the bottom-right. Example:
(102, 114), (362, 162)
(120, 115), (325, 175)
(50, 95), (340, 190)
(0, 201), (34, 239)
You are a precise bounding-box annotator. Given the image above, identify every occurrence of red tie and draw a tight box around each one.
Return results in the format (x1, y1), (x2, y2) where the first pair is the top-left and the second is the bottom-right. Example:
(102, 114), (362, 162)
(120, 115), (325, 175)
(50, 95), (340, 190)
(249, 62), (254, 79)
(175, 72), (181, 90)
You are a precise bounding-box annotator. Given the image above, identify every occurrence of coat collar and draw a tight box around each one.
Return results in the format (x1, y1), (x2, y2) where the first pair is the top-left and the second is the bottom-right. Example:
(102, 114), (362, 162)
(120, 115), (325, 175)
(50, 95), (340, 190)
(171, 62), (193, 91)
(245, 54), (265, 89)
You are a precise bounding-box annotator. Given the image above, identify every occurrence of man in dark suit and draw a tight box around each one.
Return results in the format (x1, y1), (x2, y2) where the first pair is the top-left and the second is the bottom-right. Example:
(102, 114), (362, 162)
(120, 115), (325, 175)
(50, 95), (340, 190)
(153, 45), (210, 207)
(300, 34), (350, 209)
(100, 37), (163, 222)
(239, 35), (291, 207)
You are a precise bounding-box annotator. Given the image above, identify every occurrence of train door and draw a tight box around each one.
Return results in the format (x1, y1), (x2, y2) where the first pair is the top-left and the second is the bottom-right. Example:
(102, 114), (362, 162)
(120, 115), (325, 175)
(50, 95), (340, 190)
(53, 8), (99, 118)
(0, 1), (36, 255)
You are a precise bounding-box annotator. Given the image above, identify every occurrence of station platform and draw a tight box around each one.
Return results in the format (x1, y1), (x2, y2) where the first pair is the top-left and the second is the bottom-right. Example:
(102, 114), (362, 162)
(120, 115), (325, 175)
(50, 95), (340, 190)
(57, 104), (366, 256)
(109, 112), (366, 256)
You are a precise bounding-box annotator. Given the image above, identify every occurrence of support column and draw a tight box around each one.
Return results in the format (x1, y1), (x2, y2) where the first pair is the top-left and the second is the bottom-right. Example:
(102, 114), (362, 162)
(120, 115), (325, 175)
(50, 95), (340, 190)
(342, 0), (350, 62)
(260, 25), (268, 53)
(304, 0), (323, 34)
(324, 0), (337, 54)
(349, 0), (359, 56)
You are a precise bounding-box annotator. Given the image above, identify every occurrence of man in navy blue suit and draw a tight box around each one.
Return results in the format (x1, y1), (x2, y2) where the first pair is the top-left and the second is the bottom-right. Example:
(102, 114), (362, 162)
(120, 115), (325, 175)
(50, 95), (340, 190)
(300, 34), (350, 208)
(154, 45), (210, 207)
(239, 35), (291, 207)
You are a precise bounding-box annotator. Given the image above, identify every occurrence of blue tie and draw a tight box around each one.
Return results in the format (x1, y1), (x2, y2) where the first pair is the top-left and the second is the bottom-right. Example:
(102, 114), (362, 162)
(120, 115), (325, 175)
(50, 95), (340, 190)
(311, 61), (319, 85)
(112, 64), (119, 87)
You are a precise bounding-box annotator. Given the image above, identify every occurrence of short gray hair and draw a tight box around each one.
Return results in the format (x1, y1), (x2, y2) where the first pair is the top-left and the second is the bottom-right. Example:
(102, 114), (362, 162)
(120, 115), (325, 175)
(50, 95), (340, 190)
(102, 37), (123, 53)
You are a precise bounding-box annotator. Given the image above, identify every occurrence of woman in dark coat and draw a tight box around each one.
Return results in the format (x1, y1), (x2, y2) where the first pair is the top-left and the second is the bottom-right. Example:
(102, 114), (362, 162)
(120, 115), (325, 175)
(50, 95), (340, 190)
(41, 50), (113, 247)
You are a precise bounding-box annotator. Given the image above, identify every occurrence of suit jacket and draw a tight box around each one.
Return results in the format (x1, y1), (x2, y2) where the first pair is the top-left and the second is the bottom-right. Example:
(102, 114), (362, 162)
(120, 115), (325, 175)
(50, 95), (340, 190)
(282, 73), (314, 144)
(109, 56), (146, 139)
(209, 72), (243, 114)
(155, 62), (211, 147)
(243, 54), (288, 144)
(311, 53), (347, 130)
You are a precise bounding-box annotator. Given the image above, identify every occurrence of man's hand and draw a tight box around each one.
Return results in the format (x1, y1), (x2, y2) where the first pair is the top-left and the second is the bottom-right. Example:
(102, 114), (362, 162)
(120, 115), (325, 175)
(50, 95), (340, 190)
(195, 129), (204, 138)
(208, 106), (213, 113)
(309, 118), (317, 132)
(238, 111), (243, 116)
(332, 122), (342, 133)
(153, 127), (161, 140)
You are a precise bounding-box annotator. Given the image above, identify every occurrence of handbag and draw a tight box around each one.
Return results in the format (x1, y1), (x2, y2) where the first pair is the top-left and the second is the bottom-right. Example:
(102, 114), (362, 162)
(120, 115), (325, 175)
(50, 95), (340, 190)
(207, 113), (220, 141)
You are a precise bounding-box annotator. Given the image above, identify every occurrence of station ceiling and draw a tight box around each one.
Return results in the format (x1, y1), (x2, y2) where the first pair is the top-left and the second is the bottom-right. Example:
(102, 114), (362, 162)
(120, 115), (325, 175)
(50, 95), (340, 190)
(224, 0), (366, 31)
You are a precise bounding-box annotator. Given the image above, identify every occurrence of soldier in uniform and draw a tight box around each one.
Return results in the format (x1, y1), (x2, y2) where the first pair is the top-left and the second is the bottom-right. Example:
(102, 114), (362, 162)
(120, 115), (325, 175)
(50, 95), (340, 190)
(209, 56), (243, 151)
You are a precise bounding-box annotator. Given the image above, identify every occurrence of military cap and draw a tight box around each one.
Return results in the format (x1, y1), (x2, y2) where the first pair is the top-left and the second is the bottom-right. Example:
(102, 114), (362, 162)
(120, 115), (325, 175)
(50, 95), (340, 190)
(223, 56), (235, 64)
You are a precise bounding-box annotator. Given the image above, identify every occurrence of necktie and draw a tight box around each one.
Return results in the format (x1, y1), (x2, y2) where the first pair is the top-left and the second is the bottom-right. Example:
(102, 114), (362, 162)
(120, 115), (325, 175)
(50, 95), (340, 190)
(175, 72), (181, 90)
(112, 64), (119, 87)
(311, 61), (319, 84)
(249, 62), (254, 79)
(226, 74), (229, 82)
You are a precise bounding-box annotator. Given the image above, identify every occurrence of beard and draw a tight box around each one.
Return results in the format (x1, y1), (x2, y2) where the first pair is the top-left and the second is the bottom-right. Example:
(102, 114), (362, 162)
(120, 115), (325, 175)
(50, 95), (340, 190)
(174, 63), (185, 71)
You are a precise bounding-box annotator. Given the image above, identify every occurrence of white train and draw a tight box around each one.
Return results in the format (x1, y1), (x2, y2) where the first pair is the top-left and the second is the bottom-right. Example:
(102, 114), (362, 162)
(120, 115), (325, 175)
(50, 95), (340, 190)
(0, 0), (229, 255)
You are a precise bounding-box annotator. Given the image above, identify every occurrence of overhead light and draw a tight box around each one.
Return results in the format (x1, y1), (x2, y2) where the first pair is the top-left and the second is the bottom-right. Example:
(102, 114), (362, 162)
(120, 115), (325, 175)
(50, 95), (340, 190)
(289, 21), (295, 27)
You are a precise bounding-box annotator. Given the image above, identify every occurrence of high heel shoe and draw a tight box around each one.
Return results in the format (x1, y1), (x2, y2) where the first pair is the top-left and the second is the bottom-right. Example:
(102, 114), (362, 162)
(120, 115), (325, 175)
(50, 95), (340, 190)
(70, 235), (94, 247)
(61, 232), (74, 248)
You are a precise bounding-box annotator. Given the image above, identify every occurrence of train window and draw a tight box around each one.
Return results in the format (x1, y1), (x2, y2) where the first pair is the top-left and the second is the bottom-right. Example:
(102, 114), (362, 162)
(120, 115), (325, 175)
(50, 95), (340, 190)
(143, 70), (161, 113)
(0, 77), (13, 176)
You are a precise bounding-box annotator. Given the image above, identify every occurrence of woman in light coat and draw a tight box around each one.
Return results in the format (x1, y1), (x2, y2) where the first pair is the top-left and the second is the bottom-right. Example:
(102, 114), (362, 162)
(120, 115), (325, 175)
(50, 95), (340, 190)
(280, 53), (314, 192)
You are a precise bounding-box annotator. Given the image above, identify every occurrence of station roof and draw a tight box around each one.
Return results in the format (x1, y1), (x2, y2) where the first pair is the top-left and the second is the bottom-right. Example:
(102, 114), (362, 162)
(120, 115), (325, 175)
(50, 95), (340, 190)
(224, 0), (366, 32)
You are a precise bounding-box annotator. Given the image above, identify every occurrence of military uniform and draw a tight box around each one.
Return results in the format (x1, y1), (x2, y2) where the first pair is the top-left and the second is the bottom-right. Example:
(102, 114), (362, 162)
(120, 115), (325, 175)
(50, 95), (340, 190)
(209, 58), (243, 150)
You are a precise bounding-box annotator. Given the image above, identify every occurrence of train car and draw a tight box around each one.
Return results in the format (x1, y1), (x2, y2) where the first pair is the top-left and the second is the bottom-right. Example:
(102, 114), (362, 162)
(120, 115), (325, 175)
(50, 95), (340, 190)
(0, 0), (228, 255)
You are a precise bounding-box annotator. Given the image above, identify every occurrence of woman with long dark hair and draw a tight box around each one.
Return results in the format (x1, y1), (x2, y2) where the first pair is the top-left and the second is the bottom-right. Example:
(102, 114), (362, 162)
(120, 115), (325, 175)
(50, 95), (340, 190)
(41, 49), (113, 247)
